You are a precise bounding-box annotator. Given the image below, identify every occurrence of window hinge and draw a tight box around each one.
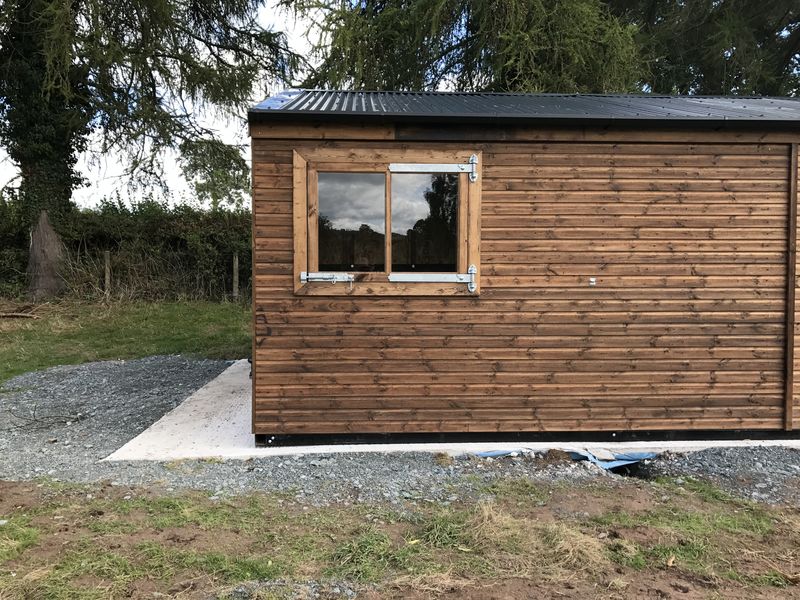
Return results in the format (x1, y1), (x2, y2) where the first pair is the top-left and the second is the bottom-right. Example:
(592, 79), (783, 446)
(467, 154), (478, 182)
(388, 154), (479, 183)
(387, 264), (478, 293)
(467, 263), (478, 291)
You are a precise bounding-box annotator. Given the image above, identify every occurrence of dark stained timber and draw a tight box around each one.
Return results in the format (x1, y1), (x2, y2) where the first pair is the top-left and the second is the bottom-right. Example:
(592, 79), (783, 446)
(251, 129), (799, 436)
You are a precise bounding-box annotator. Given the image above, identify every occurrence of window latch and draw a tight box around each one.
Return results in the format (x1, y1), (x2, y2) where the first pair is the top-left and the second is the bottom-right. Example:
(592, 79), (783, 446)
(300, 272), (354, 284)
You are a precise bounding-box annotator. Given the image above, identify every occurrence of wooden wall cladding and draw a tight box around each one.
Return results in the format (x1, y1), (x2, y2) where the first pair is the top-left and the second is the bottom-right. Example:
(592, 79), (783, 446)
(792, 143), (799, 431)
(251, 134), (797, 435)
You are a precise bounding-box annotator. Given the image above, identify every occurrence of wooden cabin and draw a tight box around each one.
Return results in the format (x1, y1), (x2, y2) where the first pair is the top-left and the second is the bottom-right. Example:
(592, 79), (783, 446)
(248, 90), (800, 440)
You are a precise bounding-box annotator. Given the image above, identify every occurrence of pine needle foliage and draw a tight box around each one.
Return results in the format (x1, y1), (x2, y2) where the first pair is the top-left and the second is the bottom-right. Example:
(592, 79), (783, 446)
(608, 0), (800, 95)
(0, 0), (299, 219)
(286, 0), (643, 93)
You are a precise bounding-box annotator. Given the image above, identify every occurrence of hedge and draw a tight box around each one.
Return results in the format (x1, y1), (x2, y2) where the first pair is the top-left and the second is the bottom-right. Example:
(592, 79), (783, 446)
(0, 195), (252, 300)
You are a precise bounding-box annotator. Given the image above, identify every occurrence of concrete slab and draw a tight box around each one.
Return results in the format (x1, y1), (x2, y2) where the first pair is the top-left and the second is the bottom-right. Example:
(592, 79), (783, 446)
(104, 359), (254, 462)
(104, 359), (800, 462)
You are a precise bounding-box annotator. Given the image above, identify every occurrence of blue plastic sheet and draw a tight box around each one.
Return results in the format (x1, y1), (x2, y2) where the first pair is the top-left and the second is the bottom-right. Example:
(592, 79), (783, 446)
(568, 450), (657, 470)
(474, 449), (526, 458)
(472, 448), (657, 470)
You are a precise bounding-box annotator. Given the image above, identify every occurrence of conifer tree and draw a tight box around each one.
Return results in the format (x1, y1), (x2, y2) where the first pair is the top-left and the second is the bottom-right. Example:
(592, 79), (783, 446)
(0, 0), (296, 220)
(286, 0), (643, 92)
(608, 0), (800, 95)
(0, 0), (296, 296)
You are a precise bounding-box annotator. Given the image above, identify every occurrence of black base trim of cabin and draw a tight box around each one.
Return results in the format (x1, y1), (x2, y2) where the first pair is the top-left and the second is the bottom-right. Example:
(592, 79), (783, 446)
(255, 430), (800, 448)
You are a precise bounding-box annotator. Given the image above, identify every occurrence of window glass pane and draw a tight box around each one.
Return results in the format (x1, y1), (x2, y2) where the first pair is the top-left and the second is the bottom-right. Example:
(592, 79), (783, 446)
(391, 173), (458, 272)
(318, 172), (385, 272)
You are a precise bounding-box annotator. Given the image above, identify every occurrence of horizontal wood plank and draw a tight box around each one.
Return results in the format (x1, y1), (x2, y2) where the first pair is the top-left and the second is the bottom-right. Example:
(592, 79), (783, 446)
(251, 136), (795, 435)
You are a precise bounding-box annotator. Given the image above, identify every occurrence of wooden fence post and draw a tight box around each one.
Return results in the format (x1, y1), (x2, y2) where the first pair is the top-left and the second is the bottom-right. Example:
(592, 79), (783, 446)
(104, 250), (111, 298)
(232, 252), (239, 300)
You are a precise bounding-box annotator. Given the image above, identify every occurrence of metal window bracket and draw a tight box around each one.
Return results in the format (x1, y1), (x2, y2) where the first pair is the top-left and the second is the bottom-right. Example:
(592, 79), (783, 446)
(389, 154), (479, 183)
(301, 272), (355, 286)
(302, 266), (478, 293)
(388, 264), (478, 293)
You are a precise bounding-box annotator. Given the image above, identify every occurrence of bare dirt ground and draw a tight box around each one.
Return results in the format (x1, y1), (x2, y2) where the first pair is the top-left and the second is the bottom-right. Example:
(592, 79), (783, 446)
(2, 352), (800, 598)
(1, 464), (799, 600)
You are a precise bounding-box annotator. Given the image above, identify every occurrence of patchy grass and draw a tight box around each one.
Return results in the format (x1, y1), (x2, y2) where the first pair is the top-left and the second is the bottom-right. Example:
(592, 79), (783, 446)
(0, 517), (39, 563)
(588, 478), (794, 585)
(482, 477), (549, 505)
(653, 475), (742, 504)
(0, 477), (798, 599)
(593, 505), (774, 537)
(606, 539), (647, 570)
(0, 300), (250, 383)
(647, 539), (710, 570)
(137, 541), (287, 582)
(326, 528), (395, 581)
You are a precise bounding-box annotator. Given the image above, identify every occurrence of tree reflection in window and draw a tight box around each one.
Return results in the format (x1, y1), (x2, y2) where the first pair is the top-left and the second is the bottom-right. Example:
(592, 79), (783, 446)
(392, 173), (458, 272)
(318, 172), (385, 272)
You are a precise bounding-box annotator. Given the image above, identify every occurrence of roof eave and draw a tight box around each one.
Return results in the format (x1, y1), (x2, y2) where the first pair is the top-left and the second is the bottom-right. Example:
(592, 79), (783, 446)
(247, 110), (800, 131)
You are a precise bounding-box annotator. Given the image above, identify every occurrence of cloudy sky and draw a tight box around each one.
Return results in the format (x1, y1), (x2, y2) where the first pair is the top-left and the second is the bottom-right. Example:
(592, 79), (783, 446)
(319, 173), (386, 233)
(0, 3), (311, 208)
(318, 173), (446, 235)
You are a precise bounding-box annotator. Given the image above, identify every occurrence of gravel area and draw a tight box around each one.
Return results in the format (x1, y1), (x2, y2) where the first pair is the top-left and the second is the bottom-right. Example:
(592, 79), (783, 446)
(643, 446), (800, 505)
(224, 580), (369, 600)
(113, 451), (615, 506)
(0, 355), (229, 480)
(2, 356), (800, 508)
(1, 444), (616, 507)
(0, 356), (613, 505)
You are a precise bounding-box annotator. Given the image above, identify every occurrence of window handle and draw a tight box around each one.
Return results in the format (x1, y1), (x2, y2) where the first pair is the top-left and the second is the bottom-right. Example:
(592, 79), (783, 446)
(300, 272), (354, 284)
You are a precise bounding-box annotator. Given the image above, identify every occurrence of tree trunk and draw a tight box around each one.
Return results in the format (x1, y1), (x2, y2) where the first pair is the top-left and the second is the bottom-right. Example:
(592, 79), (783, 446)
(1, 0), (89, 301)
(27, 210), (65, 301)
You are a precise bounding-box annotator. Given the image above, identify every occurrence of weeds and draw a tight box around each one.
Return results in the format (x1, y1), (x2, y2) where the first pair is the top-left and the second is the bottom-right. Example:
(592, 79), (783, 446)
(483, 477), (549, 504)
(0, 518), (39, 563)
(327, 528), (394, 581)
(607, 539), (647, 569)
(0, 479), (797, 599)
(420, 510), (470, 548)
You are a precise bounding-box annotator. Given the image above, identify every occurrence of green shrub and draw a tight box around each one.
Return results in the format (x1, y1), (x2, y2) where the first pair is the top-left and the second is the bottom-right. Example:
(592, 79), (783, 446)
(0, 194), (252, 300)
(0, 191), (30, 296)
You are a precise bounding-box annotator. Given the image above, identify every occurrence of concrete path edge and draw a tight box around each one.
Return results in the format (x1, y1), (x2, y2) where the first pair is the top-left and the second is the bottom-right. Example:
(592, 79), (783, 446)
(103, 359), (800, 462)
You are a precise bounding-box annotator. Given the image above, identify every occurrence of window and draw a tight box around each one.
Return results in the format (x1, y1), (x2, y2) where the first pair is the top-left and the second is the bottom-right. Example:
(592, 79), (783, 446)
(318, 172), (386, 272)
(293, 149), (481, 296)
(391, 173), (458, 273)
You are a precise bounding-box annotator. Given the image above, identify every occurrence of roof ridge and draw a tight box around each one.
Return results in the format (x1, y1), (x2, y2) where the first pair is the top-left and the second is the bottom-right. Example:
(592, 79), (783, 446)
(296, 88), (797, 100)
(249, 89), (800, 125)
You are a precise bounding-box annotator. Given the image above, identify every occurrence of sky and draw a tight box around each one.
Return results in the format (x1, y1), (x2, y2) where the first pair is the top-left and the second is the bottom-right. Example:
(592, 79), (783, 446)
(0, 3), (312, 208)
(318, 173), (451, 235)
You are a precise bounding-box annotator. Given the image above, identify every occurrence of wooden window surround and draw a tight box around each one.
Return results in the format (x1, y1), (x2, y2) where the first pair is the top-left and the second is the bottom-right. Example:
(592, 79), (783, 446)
(293, 148), (482, 296)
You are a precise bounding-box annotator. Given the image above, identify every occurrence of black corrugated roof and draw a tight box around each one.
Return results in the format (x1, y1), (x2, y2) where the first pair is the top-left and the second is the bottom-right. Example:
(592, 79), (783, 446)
(249, 89), (800, 128)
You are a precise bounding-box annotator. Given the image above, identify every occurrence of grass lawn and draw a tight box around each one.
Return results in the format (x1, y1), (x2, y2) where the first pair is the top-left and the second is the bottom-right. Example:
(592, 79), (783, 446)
(0, 476), (798, 599)
(0, 301), (251, 384)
